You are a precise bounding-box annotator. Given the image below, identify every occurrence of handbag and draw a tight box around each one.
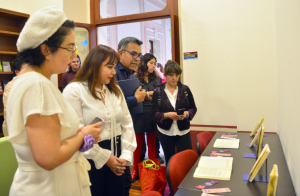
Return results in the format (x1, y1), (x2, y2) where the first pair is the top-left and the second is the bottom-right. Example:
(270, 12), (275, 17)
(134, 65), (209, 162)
(138, 159), (167, 195)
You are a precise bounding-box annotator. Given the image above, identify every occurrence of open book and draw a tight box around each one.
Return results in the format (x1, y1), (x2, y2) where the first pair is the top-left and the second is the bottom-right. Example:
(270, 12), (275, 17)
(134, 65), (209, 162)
(248, 144), (270, 182)
(250, 115), (265, 136)
(267, 164), (278, 196)
(213, 139), (240, 149)
(249, 125), (264, 148)
(193, 156), (233, 181)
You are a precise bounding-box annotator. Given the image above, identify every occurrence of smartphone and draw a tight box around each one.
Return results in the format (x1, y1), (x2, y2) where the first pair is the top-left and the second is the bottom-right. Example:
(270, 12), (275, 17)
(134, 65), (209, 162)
(89, 116), (105, 125)
(177, 108), (185, 115)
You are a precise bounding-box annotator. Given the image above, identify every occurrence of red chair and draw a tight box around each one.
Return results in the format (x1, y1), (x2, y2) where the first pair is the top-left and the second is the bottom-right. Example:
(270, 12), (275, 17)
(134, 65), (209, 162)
(196, 131), (213, 156)
(140, 190), (162, 196)
(166, 149), (198, 196)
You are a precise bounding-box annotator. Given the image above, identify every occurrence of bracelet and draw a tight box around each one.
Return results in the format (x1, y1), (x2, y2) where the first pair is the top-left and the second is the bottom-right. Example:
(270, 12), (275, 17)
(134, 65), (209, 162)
(79, 131), (95, 152)
(147, 91), (150, 98)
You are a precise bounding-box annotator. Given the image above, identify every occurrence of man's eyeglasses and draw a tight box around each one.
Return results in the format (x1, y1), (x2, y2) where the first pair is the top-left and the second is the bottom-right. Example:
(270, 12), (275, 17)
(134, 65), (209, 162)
(123, 50), (143, 59)
(59, 45), (77, 55)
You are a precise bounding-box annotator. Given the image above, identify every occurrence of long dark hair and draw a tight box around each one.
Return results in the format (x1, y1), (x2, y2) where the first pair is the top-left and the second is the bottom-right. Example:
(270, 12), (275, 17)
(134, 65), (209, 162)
(72, 45), (121, 100)
(137, 53), (157, 82)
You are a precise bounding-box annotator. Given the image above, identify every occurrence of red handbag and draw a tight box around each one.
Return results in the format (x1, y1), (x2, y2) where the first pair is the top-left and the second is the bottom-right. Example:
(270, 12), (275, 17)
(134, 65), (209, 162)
(138, 159), (167, 195)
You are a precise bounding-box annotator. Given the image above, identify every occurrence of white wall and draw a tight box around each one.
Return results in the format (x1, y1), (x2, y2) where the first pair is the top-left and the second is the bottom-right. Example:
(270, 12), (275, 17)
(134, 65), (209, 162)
(275, 0), (300, 194)
(63, 0), (90, 23)
(180, 0), (277, 132)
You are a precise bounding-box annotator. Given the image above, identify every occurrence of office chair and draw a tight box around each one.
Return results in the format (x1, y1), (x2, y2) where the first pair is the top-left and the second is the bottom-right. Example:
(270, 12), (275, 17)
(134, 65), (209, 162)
(166, 149), (198, 196)
(196, 131), (213, 156)
(140, 190), (162, 196)
(0, 136), (18, 196)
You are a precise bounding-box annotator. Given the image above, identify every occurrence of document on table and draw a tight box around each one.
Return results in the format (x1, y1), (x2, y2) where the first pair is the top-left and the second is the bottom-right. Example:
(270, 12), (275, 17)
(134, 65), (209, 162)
(213, 139), (240, 149)
(193, 156), (233, 181)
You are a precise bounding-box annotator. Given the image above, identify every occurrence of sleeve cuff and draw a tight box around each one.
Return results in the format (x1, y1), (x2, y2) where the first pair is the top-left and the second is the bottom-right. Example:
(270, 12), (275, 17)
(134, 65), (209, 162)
(83, 144), (111, 169)
(119, 150), (134, 165)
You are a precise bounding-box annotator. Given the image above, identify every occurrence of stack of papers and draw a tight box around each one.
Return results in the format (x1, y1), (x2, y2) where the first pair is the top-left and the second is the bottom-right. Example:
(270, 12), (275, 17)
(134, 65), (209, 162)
(213, 139), (240, 149)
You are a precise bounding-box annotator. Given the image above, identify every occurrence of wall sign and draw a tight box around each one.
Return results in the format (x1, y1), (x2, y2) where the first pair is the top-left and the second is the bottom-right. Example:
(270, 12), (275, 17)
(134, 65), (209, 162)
(184, 51), (198, 60)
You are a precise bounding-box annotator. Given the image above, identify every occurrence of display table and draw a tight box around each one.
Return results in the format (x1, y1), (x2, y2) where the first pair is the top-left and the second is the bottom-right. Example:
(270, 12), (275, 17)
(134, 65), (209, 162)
(175, 132), (296, 196)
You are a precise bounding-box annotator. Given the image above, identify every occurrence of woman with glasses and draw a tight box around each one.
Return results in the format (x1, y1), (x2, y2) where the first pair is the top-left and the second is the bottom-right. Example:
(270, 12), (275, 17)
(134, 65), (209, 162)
(60, 54), (81, 91)
(7, 7), (101, 196)
(151, 60), (197, 166)
(63, 45), (136, 196)
(131, 53), (162, 181)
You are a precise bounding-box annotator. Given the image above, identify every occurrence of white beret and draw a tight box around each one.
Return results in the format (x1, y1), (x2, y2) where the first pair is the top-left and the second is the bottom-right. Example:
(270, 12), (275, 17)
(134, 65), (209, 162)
(17, 6), (67, 52)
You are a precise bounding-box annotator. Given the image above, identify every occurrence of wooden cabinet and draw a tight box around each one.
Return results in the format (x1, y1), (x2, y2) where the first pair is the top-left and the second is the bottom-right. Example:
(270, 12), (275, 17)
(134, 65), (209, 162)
(0, 8), (29, 137)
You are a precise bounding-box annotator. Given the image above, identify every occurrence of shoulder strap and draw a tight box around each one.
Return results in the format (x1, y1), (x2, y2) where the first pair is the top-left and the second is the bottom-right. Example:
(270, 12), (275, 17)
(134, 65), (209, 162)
(181, 84), (189, 108)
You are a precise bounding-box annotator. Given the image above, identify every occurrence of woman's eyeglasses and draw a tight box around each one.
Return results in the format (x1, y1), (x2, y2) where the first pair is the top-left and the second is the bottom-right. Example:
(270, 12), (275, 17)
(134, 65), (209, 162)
(59, 45), (77, 55)
(123, 50), (143, 59)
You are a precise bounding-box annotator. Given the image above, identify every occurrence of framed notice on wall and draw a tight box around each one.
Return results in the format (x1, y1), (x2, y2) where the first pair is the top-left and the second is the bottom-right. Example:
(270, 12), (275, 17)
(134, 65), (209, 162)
(184, 51), (198, 60)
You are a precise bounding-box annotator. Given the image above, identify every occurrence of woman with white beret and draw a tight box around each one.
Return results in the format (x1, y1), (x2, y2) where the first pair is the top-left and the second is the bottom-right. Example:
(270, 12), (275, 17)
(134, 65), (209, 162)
(6, 6), (101, 196)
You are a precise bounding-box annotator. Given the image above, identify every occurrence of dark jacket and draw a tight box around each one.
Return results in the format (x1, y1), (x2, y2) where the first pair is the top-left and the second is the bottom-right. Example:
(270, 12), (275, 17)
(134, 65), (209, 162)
(138, 76), (162, 113)
(151, 82), (197, 131)
(115, 62), (138, 110)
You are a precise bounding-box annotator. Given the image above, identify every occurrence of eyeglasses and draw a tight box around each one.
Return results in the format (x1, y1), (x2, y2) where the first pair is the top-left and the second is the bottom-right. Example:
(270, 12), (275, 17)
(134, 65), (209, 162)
(123, 50), (143, 59)
(59, 45), (77, 55)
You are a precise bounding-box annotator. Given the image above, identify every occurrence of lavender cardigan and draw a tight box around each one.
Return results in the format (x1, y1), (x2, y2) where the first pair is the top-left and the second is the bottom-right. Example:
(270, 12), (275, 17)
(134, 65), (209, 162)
(151, 83), (197, 131)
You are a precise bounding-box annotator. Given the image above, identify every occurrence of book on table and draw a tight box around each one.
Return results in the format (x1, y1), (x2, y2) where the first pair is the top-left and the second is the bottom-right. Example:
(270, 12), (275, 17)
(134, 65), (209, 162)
(249, 124), (264, 148)
(250, 115), (265, 136)
(193, 156), (233, 181)
(267, 164), (278, 196)
(213, 139), (240, 149)
(248, 144), (270, 182)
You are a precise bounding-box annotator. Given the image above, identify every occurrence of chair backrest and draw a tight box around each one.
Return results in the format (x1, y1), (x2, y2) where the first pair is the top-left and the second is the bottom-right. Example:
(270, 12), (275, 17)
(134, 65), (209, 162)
(0, 136), (18, 196)
(196, 131), (213, 156)
(140, 190), (162, 196)
(166, 149), (198, 195)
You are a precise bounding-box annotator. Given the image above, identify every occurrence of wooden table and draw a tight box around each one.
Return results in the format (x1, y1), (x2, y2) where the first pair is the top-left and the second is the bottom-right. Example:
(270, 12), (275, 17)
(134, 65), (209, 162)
(175, 132), (296, 196)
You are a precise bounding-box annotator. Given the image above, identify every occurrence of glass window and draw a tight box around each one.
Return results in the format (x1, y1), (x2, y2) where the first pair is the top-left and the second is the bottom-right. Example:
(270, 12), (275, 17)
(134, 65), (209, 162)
(100, 0), (167, 19)
(75, 27), (89, 63)
(97, 18), (172, 66)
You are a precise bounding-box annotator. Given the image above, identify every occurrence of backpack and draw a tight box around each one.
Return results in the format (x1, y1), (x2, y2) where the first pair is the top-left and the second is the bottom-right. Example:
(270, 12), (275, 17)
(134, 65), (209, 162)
(157, 84), (189, 110)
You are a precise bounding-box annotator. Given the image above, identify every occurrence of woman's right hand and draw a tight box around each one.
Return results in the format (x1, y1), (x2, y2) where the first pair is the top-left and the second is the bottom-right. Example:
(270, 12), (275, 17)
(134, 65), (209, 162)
(164, 112), (181, 120)
(106, 155), (125, 176)
(80, 122), (102, 143)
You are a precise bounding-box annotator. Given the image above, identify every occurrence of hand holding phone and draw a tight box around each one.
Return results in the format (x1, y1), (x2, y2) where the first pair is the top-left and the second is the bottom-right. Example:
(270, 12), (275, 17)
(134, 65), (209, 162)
(89, 116), (105, 125)
(177, 108), (185, 115)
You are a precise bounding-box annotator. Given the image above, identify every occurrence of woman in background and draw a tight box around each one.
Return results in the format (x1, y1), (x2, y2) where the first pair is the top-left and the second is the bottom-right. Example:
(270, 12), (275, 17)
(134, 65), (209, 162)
(63, 45), (136, 196)
(7, 6), (101, 196)
(131, 53), (162, 181)
(155, 63), (166, 83)
(151, 60), (197, 165)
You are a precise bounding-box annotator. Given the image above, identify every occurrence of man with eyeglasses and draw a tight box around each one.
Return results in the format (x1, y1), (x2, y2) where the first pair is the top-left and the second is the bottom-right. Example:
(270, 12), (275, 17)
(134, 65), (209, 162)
(115, 37), (146, 196)
(60, 54), (81, 91)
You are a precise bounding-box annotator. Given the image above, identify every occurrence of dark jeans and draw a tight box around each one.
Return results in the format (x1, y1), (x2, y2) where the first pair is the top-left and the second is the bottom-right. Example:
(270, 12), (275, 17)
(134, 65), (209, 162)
(88, 136), (125, 196)
(157, 131), (192, 166)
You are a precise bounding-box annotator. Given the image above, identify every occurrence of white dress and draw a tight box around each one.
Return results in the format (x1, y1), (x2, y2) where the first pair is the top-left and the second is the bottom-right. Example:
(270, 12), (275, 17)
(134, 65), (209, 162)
(6, 72), (91, 196)
(63, 82), (136, 169)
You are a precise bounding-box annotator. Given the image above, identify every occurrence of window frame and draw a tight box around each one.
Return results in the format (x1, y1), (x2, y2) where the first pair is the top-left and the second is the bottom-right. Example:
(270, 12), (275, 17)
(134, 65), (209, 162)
(90, 0), (180, 63)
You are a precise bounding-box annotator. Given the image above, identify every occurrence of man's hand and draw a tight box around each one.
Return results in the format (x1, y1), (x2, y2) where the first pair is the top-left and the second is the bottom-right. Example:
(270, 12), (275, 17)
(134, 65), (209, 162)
(135, 86), (146, 103)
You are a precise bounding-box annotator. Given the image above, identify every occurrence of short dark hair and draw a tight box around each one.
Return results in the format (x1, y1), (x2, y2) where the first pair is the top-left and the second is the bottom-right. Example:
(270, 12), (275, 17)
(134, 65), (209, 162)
(164, 60), (182, 76)
(156, 63), (163, 73)
(17, 20), (75, 67)
(12, 58), (23, 76)
(118, 37), (143, 51)
(68, 54), (81, 73)
(137, 53), (157, 82)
